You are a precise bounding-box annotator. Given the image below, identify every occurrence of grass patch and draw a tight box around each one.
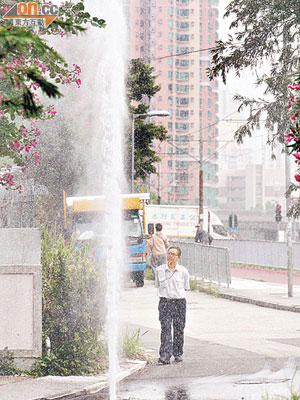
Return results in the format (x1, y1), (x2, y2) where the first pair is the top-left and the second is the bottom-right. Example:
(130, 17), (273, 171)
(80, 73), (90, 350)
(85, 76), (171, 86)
(189, 278), (221, 297)
(189, 278), (198, 291)
(144, 267), (154, 280)
(121, 328), (148, 360)
(232, 263), (289, 272)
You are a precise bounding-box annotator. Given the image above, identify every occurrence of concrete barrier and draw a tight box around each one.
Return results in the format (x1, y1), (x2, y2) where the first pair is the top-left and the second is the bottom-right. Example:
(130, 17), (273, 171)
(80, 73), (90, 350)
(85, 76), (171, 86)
(0, 229), (42, 369)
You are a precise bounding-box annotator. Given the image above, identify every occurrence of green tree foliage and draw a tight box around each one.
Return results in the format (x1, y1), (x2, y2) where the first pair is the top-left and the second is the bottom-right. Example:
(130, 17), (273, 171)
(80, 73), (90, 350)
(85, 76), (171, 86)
(127, 59), (161, 102)
(127, 59), (168, 181)
(208, 0), (300, 147)
(32, 230), (107, 376)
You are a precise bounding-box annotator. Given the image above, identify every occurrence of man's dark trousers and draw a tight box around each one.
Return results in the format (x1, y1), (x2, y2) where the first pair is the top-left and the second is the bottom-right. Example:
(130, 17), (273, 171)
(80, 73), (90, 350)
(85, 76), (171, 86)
(158, 297), (186, 360)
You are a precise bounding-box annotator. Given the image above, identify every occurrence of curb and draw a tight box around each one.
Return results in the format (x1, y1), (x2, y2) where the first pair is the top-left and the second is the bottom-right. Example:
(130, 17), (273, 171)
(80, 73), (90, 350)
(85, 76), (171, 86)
(37, 360), (147, 400)
(200, 286), (300, 314)
(219, 292), (300, 314)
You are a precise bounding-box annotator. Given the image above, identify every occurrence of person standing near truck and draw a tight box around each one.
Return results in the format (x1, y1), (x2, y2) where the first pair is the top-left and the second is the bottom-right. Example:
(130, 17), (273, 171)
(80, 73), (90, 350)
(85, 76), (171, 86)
(149, 223), (169, 275)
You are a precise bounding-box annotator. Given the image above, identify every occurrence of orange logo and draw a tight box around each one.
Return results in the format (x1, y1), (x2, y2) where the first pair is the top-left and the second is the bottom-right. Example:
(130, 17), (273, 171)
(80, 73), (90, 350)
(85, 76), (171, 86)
(3, 2), (59, 28)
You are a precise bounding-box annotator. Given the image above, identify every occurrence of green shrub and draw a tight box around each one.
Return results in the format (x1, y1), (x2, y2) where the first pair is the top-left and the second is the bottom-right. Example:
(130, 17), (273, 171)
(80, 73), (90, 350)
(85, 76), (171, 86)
(0, 348), (17, 376)
(32, 230), (107, 376)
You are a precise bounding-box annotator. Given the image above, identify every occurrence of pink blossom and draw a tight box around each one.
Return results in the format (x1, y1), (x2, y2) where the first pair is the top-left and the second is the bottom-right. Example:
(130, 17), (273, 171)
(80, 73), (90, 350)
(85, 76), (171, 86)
(295, 174), (300, 182)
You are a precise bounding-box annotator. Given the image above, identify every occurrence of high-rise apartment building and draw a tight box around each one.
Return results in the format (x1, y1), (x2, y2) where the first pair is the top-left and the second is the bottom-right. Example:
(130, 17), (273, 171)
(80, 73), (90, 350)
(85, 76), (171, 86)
(128, 0), (219, 206)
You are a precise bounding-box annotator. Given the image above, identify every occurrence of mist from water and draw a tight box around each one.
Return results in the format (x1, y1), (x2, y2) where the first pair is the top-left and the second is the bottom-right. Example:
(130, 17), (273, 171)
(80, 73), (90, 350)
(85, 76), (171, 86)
(45, 0), (128, 396)
(83, 1), (128, 398)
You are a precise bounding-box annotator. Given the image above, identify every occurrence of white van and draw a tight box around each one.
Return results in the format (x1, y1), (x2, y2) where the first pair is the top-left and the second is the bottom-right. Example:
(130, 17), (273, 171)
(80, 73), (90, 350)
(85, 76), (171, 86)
(145, 204), (229, 239)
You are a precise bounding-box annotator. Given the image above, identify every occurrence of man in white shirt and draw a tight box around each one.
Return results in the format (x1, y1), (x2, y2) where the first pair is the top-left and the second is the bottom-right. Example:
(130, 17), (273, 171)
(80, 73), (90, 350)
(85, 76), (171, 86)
(154, 246), (190, 365)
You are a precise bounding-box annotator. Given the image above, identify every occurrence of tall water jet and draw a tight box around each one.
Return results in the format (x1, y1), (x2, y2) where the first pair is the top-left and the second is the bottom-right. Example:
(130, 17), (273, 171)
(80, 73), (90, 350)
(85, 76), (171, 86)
(84, 1), (128, 398)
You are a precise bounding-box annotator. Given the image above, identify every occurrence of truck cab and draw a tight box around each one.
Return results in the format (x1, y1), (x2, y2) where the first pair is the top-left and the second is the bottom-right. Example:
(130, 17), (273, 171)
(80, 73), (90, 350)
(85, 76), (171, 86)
(64, 192), (149, 287)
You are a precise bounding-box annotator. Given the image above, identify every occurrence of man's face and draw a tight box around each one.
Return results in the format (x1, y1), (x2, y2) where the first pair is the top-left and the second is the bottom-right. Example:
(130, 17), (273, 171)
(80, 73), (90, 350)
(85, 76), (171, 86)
(167, 248), (179, 262)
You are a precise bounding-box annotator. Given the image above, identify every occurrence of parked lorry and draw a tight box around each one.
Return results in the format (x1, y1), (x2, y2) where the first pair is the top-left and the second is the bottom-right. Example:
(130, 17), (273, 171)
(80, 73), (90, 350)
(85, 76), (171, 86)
(63, 192), (149, 287)
(145, 204), (230, 239)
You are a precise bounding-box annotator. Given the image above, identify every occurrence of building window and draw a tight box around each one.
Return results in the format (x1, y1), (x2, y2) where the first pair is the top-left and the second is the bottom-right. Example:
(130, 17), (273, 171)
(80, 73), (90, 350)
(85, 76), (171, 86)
(175, 123), (189, 130)
(180, 9), (189, 17)
(180, 186), (189, 194)
(180, 22), (189, 29)
(168, 71), (173, 78)
(179, 35), (189, 42)
(168, 160), (173, 168)
(168, 20), (173, 27)
(175, 59), (189, 67)
(168, 96), (173, 104)
(180, 47), (189, 54)
(180, 85), (189, 93)
(180, 72), (189, 80)
(180, 110), (189, 118)
(179, 98), (189, 105)
(168, 58), (173, 66)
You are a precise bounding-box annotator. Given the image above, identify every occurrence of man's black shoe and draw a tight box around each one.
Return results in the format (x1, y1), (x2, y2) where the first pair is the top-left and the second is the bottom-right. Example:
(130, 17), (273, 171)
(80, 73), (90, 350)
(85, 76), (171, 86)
(174, 356), (183, 363)
(158, 357), (170, 365)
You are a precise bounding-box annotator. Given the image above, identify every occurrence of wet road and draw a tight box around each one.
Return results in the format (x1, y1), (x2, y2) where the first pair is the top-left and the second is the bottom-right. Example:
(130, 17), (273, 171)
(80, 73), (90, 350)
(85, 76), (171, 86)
(99, 280), (300, 400)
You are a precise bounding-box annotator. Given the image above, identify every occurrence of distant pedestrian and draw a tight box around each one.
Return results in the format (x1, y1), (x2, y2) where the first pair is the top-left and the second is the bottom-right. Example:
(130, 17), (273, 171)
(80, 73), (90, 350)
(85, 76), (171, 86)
(154, 246), (190, 364)
(195, 224), (213, 245)
(149, 223), (169, 276)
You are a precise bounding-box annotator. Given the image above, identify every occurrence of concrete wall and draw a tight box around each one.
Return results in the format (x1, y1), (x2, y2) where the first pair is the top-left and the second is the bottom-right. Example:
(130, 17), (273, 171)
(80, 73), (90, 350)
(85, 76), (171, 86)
(0, 229), (42, 369)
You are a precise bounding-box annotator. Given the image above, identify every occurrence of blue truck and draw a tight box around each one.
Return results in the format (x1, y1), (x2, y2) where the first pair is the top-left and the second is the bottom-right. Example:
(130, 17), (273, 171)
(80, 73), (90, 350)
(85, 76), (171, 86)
(63, 192), (149, 287)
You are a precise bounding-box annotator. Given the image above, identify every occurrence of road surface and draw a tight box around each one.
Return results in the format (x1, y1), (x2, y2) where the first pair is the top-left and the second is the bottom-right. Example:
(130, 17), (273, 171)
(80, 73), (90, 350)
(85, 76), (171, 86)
(98, 280), (300, 399)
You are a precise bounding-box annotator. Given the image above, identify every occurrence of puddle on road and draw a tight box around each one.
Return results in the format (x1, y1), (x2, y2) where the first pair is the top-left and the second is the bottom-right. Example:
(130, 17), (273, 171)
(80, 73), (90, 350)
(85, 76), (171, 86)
(100, 384), (190, 399)
(98, 361), (300, 400)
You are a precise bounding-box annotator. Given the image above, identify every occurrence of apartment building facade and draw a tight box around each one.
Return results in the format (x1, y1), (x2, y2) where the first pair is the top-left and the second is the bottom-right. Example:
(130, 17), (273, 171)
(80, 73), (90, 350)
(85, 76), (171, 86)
(128, 0), (220, 206)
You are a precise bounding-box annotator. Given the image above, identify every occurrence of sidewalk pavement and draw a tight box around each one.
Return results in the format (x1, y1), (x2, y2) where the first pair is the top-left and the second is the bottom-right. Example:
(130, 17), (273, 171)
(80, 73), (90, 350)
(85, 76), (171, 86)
(214, 277), (300, 313)
(2, 276), (300, 400)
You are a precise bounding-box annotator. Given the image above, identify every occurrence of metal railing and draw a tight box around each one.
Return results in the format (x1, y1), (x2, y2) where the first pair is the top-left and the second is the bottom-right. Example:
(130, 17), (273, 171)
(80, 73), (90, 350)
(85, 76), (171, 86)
(169, 239), (231, 286)
(214, 239), (300, 270)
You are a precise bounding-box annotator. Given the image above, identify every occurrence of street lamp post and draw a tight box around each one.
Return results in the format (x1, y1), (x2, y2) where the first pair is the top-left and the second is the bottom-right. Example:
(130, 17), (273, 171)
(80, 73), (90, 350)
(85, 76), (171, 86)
(131, 110), (169, 193)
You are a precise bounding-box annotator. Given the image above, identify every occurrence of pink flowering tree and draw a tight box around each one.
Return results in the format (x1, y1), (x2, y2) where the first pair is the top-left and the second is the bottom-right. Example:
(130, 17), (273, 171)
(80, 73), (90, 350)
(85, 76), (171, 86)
(286, 78), (300, 217)
(0, 1), (105, 190)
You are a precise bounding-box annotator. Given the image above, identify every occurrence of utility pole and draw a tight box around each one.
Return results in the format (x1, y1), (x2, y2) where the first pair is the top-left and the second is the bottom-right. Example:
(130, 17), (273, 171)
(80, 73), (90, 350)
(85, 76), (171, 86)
(158, 162), (161, 204)
(131, 114), (135, 193)
(198, 130), (203, 224)
(285, 147), (293, 297)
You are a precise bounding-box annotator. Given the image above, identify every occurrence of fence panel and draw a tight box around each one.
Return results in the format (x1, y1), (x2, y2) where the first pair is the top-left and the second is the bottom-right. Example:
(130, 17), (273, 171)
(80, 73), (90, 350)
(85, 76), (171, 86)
(170, 240), (231, 286)
(214, 239), (300, 270)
